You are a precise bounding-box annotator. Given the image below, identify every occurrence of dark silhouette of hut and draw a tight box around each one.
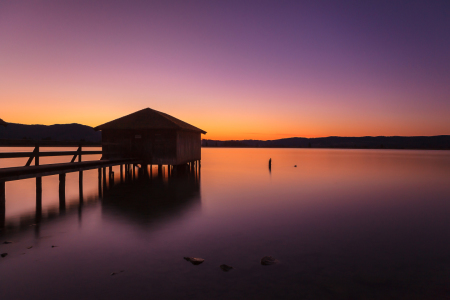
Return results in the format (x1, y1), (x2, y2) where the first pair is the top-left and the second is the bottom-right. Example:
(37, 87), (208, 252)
(94, 108), (206, 166)
(0, 118), (7, 127)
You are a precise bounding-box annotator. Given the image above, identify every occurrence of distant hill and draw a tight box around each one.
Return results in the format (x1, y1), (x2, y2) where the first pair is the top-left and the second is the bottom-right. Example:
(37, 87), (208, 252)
(0, 123), (101, 144)
(202, 136), (450, 150)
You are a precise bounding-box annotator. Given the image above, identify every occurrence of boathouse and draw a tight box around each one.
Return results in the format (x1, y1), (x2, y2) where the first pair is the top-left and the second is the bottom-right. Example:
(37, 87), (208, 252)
(0, 119), (7, 127)
(94, 108), (206, 165)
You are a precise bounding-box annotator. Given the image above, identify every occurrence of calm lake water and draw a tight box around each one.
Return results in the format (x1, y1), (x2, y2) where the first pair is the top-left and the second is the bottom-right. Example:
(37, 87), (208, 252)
(1, 148), (450, 299)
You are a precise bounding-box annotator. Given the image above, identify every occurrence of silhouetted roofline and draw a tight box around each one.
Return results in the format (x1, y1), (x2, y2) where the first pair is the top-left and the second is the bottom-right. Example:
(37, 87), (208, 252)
(94, 108), (206, 134)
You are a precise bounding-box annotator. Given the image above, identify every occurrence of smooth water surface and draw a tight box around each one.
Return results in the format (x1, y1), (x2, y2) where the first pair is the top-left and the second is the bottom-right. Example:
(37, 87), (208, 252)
(1, 148), (450, 299)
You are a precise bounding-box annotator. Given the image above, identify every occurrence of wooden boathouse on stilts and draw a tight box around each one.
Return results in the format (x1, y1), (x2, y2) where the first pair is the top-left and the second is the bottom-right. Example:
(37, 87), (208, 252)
(94, 108), (207, 175)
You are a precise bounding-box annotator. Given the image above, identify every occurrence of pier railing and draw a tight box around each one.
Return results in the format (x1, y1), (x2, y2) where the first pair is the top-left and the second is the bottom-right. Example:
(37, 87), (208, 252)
(0, 145), (102, 166)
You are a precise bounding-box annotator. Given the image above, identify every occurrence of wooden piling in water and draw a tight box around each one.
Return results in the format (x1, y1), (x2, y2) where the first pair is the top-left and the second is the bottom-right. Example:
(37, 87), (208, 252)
(36, 177), (42, 210)
(79, 171), (83, 203)
(103, 167), (107, 187)
(98, 168), (102, 197)
(158, 164), (162, 177)
(0, 181), (5, 228)
(59, 173), (66, 211)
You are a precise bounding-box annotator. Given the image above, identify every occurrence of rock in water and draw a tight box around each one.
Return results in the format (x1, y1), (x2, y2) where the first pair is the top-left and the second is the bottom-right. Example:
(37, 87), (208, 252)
(261, 256), (278, 265)
(3, 241), (12, 244)
(1, 253), (7, 258)
(184, 257), (205, 265)
(220, 264), (233, 272)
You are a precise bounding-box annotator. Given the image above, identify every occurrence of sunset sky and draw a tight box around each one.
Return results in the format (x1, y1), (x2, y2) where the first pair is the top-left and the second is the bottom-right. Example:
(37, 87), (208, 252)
(1, 1), (449, 140)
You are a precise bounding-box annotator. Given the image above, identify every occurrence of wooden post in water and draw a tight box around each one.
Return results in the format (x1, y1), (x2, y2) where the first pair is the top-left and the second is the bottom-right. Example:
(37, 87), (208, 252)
(35, 176), (42, 228)
(59, 173), (66, 211)
(36, 177), (42, 211)
(109, 166), (113, 180)
(120, 164), (123, 183)
(133, 164), (136, 180)
(79, 171), (83, 203)
(98, 168), (102, 198)
(103, 167), (107, 188)
(0, 181), (5, 229)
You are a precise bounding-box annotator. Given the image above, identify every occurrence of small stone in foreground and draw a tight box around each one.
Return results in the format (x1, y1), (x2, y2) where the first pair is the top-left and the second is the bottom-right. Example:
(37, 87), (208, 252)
(111, 271), (124, 276)
(261, 256), (278, 265)
(184, 257), (205, 265)
(220, 264), (233, 272)
(1, 253), (7, 258)
(27, 246), (33, 249)
(51, 245), (58, 248)
(3, 241), (12, 244)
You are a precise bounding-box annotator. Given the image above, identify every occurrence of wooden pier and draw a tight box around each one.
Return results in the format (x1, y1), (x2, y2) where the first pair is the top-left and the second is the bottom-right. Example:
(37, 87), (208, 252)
(0, 144), (201, 229)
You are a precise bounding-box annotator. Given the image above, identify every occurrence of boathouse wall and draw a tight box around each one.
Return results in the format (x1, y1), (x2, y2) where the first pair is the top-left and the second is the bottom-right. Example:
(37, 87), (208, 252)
(176, 131), (201, 164)
(101, 129), (199, 165)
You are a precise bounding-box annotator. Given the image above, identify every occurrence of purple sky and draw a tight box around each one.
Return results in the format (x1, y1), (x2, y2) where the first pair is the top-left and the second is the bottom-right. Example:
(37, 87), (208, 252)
(1, 0), (449, 139)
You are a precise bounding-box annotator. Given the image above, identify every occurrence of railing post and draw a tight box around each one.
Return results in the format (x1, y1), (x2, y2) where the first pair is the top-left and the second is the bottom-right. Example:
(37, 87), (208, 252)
(79, 145), (82, 162)
(35, 145), (40, 166)
(26, 146), (39, 166)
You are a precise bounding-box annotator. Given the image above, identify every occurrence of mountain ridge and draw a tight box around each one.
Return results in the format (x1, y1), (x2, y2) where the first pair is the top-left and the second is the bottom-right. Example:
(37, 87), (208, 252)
(0, 123), (101, 143)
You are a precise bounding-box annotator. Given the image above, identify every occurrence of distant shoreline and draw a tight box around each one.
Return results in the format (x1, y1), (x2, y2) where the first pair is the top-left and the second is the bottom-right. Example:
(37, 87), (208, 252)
(202, 136), (450, 150)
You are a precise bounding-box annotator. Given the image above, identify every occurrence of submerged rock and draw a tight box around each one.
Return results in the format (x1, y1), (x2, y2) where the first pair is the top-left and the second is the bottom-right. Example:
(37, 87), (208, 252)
(1, 253), (7, 258)
(110, 270), (124, 276)
(184, 257), (205, 265)
(220, 264), (233, 272)
(261, 256), (278, 265)
(294, 165), (297, 167)
(51, 245), (58, 248)
(27, 246), (33, 249)
(3, 241), (12, 244)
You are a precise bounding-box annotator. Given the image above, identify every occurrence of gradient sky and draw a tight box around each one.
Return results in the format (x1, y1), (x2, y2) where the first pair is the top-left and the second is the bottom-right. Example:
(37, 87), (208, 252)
(1, 0), (449, 140)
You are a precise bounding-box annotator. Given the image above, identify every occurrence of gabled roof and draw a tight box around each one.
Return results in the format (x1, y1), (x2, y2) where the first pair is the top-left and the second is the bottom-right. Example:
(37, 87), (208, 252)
(0, 118), (7, 127)
(94, 108), (206, 134)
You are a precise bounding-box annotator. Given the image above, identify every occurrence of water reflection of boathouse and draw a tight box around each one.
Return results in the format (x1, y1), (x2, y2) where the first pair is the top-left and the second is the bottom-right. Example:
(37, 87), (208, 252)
(101, 169), (201, 226)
